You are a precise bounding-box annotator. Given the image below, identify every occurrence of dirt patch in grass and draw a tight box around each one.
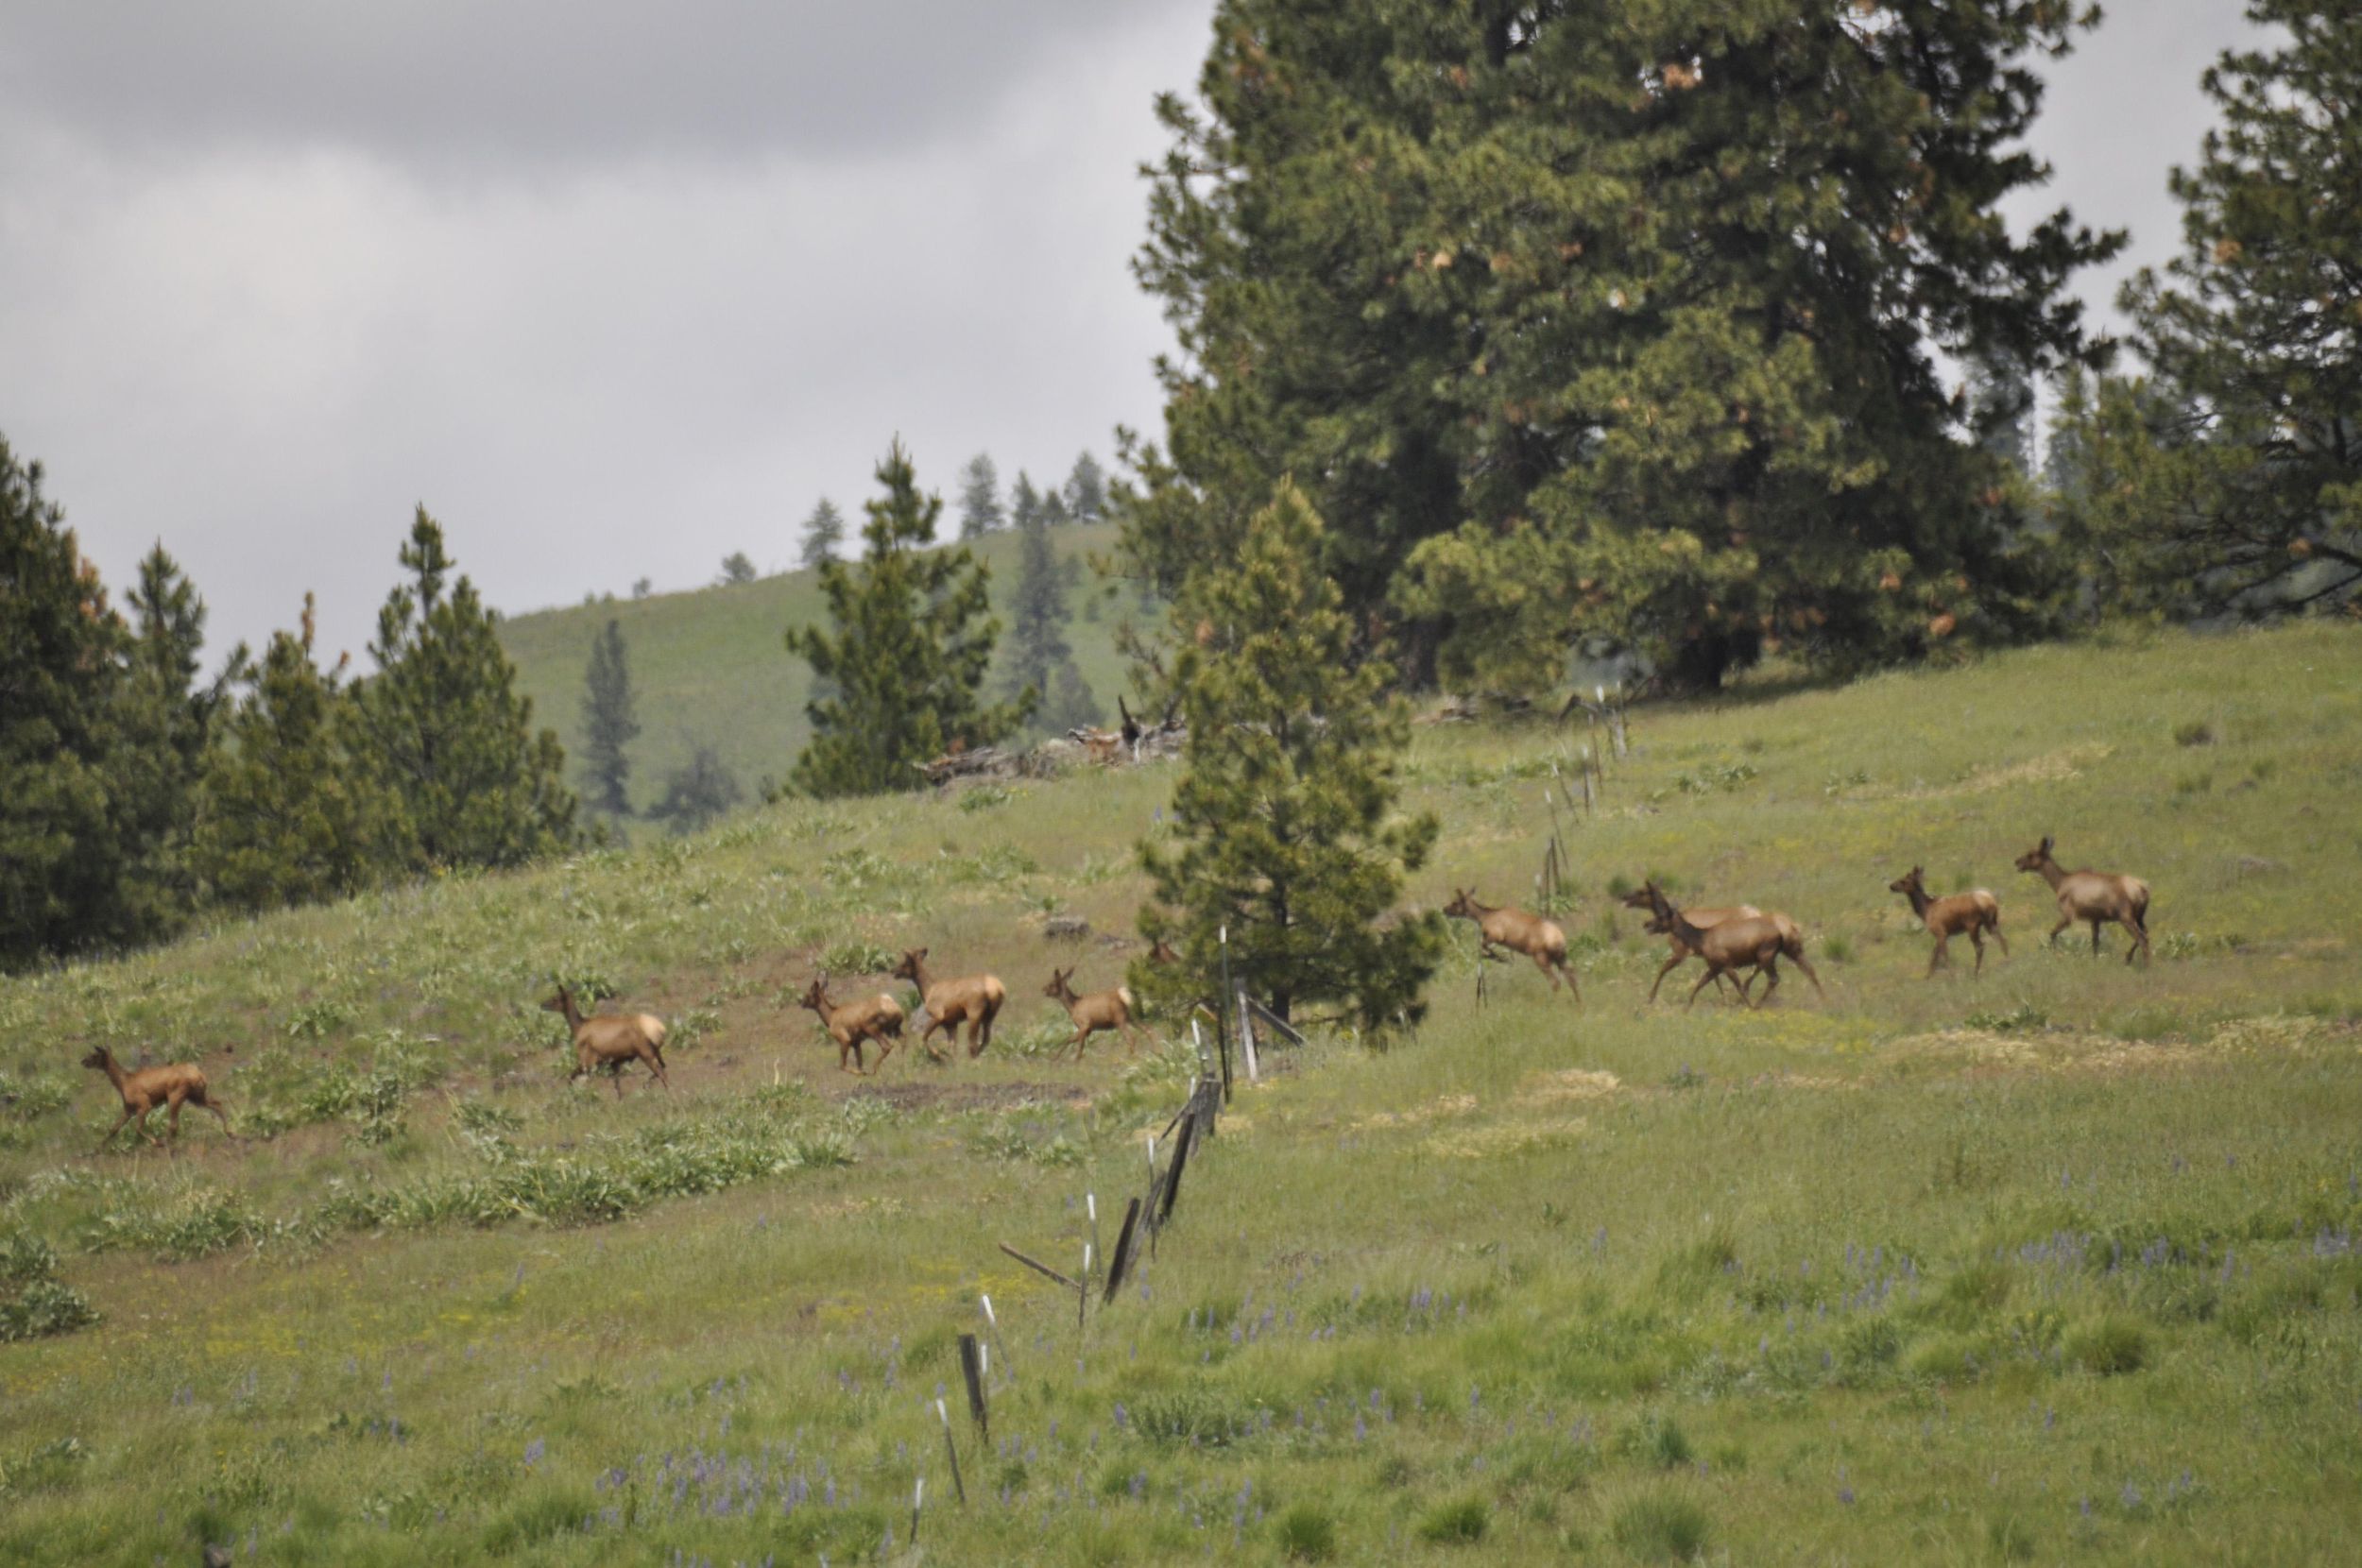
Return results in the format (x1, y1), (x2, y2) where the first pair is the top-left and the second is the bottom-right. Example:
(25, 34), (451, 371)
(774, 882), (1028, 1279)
(845, 1080), (1092, 1114)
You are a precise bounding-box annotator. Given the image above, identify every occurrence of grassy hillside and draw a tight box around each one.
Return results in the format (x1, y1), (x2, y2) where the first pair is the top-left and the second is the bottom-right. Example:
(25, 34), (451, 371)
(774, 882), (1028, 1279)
(498, 521), (1139, 805)
(4, 620), (2362, 1564)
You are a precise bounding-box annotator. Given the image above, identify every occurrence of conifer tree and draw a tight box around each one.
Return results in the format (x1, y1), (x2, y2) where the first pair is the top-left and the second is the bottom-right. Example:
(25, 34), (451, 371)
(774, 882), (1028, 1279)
(798, 498), (847, 569)
(351, 508), (576, 870)
(1007, 470), (1043, 534)
(1967, 355), (2037, 481)
(786, 441), (1031, 797)
(578, 618), (639, 818)
(1129, 2), (2119, 690)
(957, 454), (1005, 539)
(718, 552), (759, 586)
(192, 596), (395, 913)
(1137, 481), (1441, 1031)
(2104, 1), (2362, 615)
(646, 743), (743, 834)
(1000, 502), (1099, 733)
(116, 544), (228, 938)
(0, 436), (133, 965)
(1063, 451), (1107, 522)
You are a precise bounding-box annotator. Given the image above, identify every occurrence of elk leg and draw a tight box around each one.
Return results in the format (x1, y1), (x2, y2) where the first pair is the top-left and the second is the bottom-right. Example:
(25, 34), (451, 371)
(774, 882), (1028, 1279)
(1554, 956), (1581, 1004)
(2121, 914), (2148, 965)
(1649, 952), (1686, 1004)
(1926, 936), (1947, 979)
(1685, 966), (1720, 1008)
(1969, 929), (1986, 977)
(96, 1108), (138, 1151)
(167, 1092), (187, 1144)
(1988, 919), (2009, 956)
(200, 1097), (236, 1139)
(1752, 958), (1782, 1011)
(2046, 914), (2073, 949)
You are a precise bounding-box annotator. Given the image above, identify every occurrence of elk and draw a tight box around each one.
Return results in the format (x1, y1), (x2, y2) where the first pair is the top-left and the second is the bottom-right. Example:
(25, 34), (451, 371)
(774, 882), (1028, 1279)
(2014, 834), (2151, 963)
(796, 977), (906, 1075)
(1888, 866), (2007, 978)
(1639, 882), (1792, 1009)
(1147, 938), (1182, 966)
(1617, 886), (1759, 1002)
(80, 1045), (234, 1150)
(1442, 889), (1578, 999)
(891, 947), (1007, 1060)
(540, 982), (672, 1097)
(1043, 968), (1144, 1058)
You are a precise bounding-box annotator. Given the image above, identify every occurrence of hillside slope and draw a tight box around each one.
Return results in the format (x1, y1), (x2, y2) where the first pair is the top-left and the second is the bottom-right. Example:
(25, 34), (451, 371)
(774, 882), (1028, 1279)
(4, 620), (2361, 1565)
(497, 521), (1138, 803)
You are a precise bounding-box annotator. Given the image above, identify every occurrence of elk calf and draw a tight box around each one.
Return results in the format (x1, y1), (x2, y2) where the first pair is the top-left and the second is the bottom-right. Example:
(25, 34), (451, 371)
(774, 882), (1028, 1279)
(1888, 866), (2007, 978)
(892, 947), (1007, 1060)
(81, 1046), (233, 1150)
(541, 983), (672, 1097)
(1640, 883), (1791, 1009)
(797, 977), (905, 1075)
(1043, 968), (1143, 1059)
(1442, 889), (1578, 1000)
(2014, 835), (2151, 964)
(1617, 886), (1758, 1002)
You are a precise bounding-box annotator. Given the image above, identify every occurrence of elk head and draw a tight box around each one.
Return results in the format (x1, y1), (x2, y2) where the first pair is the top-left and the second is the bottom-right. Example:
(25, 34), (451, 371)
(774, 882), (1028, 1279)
(78, 1045), (111, 1071)
(1043, 967), (1075, 1002)
(1442, 888), (1477, 919)
(798, 977), (830, 1014)
(2013, 836), (2055, 874)
(1888, 866), (1926, 897)
(890, 947), (928, 984)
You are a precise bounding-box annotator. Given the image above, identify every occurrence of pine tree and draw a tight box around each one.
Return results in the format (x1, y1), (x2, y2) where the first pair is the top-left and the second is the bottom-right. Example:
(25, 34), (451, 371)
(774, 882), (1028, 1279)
(786, 441), (1032, 797)
(645, 743), (744, 835)
(1063, 452), (1107, 522)
(0, 436), (134, 965)
(578, 618), (639, 818)
(798, 498), (847, 569)
(957, 454), (1004, 538)
(351, 507), (576, 870)
(1967, 355), (2037, 481)
(1000, 502), (1098, 733)
(719, 552), (759, 586)
(1129, 2), (2119, 690)
(115, 544), (228, 939)
(192, 597), (396, 913)
(1007, 470), (1043, 534)
(1137, 481), (1442, 1031)
(2106, 1), (2362, 615)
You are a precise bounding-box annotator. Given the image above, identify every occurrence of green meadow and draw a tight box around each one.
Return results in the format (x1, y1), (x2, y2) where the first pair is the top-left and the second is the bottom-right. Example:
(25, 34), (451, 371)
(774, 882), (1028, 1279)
(497, 521), (1137, 802)
(4, 618), (2361, 1564)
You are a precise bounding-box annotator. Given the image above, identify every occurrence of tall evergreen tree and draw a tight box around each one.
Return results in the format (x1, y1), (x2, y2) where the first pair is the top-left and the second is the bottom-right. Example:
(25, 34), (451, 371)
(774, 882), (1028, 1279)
(192, 597), (396, 914)
(645, 743), (743, 835)
(798, 498), (847, 569)
(786, 441), (1032, 797)
(2102, 1), (2362, 615)
(578, 618), (639, 818)
(1967, 354), (2037, 481)
(1000, 501), (1099, 733)
(1136, 481), (1442, 1031)
(1007, 470), (1044, 534)
(1063, 451), (1107, 522)
(957, 454), (1005, 539)
(351, 508), (576, 870)
(0, 436), (133, 965)
(1128, 2), (2119, 690)
(718, 552), (760, 586)
(115, 544), (228, 938)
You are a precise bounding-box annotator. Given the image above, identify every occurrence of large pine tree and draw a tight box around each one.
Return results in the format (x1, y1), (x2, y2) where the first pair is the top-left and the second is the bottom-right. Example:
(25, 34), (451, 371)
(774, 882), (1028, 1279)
(1137, 480), (1442, 1031)
(999, 503), (1100, 734)
(1127, 1), (2119, 690)
(351, 508), (576, 870)
(957, 454), (1005, 539)
(798, 498), (847, 569)
(192, 597), (396, 913)
(2098, 1), (2362, 615)
(786, 442), (1031, 796)
(115, 544), (228, 939)
(1063, 451), (1107, 523)
(0, 436), (133, 965)
(578, 618), (639, 818)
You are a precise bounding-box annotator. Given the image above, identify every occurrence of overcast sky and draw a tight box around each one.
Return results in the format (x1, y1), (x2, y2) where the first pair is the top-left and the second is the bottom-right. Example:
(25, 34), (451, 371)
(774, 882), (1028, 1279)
(0, 1), (2268, 669)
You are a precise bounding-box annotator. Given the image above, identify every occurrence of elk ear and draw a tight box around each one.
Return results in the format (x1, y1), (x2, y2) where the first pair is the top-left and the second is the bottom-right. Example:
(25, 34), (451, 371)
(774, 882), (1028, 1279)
(2041, 834), (2054, 853)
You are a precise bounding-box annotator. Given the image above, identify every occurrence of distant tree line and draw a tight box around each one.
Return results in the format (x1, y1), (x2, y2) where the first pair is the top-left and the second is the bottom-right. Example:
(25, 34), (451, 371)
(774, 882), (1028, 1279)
(1, 442), (578, 969)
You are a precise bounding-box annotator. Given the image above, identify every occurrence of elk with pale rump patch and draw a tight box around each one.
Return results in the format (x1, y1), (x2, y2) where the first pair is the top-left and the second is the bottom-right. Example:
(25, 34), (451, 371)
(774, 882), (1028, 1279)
(1638, 882), (1793, 1009)
(1442, 889), (1578, 999)
(891, 947), (1007, 1060)
(1617, 886), (1759, 1001)
(2014, 834), (2151, 963)
(1888, 866), (2007, 977)
(80, 1045), (235, 1150)
(1043, 967), (1144, 1058)
(541, 982), (672, 1097)
(796, 977), (906, 1075)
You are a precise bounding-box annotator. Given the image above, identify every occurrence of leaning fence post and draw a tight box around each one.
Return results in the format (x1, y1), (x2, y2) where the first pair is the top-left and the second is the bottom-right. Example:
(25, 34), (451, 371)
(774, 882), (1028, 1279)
(1236, 988), (1260, 1082)
(958, 1333), (989, 1440)
(936, 1398), (966, 1504)
(980, 1294), (1014, 1385)
(1104, 1197), (1143, 1303)
(1216, 925), (1237, 1103)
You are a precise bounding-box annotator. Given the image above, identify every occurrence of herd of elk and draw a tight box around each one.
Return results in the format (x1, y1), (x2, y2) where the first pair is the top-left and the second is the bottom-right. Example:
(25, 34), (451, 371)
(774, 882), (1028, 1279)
(1043, 967), (1144, 1058)
(81, 1045), (234, 1150)
(1442, 889), (1578, 999)
(891, 947), (1008, 1060)
(2016, 834), (2151, 964)
(1888, 866), (2008, 977)
(796, 977), (906, 1075)
(541, 982), (673, 1096)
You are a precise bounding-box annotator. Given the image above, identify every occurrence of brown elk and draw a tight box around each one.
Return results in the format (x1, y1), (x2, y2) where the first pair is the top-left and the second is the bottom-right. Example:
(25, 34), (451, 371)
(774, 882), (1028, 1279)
(80, 1045), (234, 1150)
(1442, 889), (1578, 999)
(2014, 834), (2151, 963)
(891, 947), (1007, 1060)
(1888, 866), (2007, 978)
(1616, 886), (1760, 1002)
(540, 983), (672, 1097)
(796, 977), (906, 1075)
(1043, 968), (1144, 1058)
(1146, 938), (1182, 966)
(1639, 882), (1793, 1009)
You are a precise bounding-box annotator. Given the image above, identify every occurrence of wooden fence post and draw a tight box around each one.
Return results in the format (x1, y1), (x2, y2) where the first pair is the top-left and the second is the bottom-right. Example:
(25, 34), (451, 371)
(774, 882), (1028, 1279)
(957, 1333), (989, 1440)
(936, 1398), (966, 1505)
(1104, 1197), (1143, 1303)
(1236, 987), (1260, 1083)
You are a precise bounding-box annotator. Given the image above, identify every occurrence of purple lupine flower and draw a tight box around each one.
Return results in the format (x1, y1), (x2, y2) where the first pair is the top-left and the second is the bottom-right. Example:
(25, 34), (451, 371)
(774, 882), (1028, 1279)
(523, 1439), (545, 1468)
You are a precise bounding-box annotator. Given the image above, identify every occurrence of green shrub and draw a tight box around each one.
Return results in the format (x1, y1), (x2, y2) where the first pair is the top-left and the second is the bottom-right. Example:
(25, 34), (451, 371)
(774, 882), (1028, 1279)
(2065, 1315), (2151, 1376)
(1415, 1495), (1490, 1544)
(2172, 719), (2215, 747)
(1275, 1503), (1338, 1561)
(1608, 1490), (1711, 1561)
(1821, 933), (1857, 964)
(1617, 1413), (1694, 1470)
